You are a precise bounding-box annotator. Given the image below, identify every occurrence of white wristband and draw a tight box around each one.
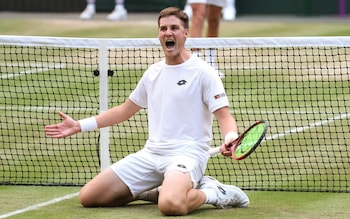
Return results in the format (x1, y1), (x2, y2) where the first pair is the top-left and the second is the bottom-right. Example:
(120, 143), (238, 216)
(224, 131), (239, 144)
(79, 117), (98, 132)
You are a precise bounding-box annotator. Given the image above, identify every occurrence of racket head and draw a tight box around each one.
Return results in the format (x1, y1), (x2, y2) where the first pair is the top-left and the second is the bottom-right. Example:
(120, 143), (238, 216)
(231, 120), (268, 160)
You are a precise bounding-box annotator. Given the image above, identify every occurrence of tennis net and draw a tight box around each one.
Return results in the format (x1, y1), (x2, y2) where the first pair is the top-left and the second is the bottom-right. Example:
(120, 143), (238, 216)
(0, 35), (349, 192)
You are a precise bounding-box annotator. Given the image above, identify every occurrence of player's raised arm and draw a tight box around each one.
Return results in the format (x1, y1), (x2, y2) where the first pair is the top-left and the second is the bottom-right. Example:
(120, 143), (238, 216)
(44, 111), (81, 138)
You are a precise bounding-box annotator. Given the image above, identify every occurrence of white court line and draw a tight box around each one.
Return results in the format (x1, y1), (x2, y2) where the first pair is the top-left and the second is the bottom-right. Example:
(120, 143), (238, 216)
(0, 63), (65, 79)
(1, 68), (50, 79)
(0, 192), (79, 219)
(0, 105), (96, 112)
(265, 112), (350, 141)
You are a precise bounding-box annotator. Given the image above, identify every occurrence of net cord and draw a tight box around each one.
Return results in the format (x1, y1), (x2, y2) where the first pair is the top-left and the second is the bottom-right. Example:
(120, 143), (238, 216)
(1, 35), (350, 48)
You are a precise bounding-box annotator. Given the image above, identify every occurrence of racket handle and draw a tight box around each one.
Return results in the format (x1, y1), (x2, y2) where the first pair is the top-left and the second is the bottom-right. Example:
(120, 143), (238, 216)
(209, 146), (221, 156)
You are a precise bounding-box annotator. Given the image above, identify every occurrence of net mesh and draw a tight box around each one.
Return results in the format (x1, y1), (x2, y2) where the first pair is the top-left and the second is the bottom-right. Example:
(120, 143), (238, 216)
(0, 36), (349, 192)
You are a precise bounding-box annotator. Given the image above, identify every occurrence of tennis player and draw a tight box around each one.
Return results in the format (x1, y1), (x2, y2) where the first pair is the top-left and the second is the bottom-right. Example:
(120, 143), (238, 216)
(184, 0), (236, 20)
(185, 0), (227, 78)
(45, 7), (248, 216)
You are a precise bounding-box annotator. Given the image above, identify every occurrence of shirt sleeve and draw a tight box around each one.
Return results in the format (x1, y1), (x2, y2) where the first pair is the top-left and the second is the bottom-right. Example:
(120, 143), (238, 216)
(129, 70), (148, 108)
(203, 68), (230, 113)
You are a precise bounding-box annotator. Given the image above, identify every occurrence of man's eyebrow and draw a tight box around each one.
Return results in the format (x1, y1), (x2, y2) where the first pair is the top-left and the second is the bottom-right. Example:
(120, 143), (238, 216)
(159, 24), (180, 28)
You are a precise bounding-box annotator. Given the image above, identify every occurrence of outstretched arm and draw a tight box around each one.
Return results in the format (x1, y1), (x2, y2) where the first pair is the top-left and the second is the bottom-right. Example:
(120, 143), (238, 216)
(45, 98), (141, 138)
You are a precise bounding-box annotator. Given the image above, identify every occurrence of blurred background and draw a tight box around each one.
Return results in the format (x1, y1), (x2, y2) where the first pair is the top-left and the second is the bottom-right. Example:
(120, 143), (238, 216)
(0, 0), (348, 17)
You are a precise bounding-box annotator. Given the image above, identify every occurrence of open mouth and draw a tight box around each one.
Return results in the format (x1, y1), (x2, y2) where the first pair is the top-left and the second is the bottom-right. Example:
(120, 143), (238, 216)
(165, 40), (175, 49)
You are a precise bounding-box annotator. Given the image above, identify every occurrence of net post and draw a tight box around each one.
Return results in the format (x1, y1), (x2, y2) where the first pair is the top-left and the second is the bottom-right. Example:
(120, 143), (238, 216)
(98, 39), (110, 171)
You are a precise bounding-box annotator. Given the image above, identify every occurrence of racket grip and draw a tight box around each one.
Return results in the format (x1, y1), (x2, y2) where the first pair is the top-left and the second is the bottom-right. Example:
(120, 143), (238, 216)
(209, 146), (221, 156)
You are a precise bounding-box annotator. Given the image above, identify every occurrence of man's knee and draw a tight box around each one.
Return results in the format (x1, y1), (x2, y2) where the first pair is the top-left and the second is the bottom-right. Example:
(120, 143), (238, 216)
(78, 188), (95, 207)
(158, 196), (188, 216)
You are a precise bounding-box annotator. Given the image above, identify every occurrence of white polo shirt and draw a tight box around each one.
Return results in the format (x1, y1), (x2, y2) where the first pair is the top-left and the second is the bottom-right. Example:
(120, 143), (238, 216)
(130, 54), (229, 155)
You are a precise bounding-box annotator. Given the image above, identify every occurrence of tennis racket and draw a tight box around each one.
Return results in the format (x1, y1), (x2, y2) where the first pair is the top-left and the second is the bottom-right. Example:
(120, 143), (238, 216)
(209, 120), (268, 160)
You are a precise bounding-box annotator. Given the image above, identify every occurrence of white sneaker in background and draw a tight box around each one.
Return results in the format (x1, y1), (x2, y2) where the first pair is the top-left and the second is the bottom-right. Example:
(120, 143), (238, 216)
(217, 70), (225, 78)
(199, 176), (249, 208)
(193, 52), (225, 79)
(184, 4), (192, 20)
(222, 6), (236, 21)
(211, 63), (225, 78)
(107, 7), (128, 21)
(80, 5), (95, 20)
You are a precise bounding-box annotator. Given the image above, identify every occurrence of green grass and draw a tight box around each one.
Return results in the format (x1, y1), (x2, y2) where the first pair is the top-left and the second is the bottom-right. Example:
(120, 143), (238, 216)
(1, 14), (350, 38)
(1, 186), (349, 219)
(0, 13), (349, 218)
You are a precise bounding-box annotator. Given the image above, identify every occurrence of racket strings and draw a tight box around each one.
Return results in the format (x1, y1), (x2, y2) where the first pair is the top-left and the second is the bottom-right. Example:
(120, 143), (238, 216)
(235, 124), (266, 156)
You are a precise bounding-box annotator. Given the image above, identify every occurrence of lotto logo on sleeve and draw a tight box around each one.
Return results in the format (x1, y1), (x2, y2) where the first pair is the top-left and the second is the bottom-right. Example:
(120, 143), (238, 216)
(214, 93), (226, 99)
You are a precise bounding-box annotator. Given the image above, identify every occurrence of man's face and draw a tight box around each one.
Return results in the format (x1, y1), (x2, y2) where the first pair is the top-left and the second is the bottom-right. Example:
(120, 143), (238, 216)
(158, 15), (188, 59)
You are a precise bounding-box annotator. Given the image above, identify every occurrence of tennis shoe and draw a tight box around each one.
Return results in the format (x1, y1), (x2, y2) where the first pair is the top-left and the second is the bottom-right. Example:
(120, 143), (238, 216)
(211, 63), (225, 78)
(80, 5), (95, 20)
(193, 52), (225, 78)
(107, 8), (127, 21)
(199, 176), (249, 208)
(217, 70), (225, 78)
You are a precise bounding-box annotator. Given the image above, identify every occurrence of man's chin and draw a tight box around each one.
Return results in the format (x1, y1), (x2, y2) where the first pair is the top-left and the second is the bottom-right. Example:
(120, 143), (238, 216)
(164, 49), (176, 56)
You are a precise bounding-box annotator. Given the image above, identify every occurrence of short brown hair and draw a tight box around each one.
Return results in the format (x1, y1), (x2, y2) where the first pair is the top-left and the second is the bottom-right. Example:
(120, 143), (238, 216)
(158, 7), (189, 29)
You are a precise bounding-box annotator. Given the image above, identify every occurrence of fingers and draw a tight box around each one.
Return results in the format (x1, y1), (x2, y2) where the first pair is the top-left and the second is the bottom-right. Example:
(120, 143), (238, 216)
(220, 143), (232, 157)
(58, 111), (68, 120)
(44, 125), (64, 138)
(44, 112), (80, 138)
(221, 150), (232, 157)
(43, 112), (65, 133)
(44, 112), (67, 138)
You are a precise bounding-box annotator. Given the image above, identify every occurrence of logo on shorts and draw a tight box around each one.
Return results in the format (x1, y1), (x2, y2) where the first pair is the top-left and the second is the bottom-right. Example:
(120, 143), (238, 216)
(177, 164), (187, 169)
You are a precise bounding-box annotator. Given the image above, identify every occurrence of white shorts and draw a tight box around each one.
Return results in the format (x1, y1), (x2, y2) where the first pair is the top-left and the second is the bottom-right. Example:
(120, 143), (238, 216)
(187, 0), (227, 8)
(110, 148), (209, 198)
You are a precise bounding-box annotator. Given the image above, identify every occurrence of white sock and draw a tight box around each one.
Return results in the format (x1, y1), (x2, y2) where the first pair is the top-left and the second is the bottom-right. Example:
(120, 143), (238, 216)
(115, 4), (125, 10)
(226, 0), (235, 8)
(201, 188), (218, 204)
(138, 186), (161, 203)
(86, 4), (95, 10)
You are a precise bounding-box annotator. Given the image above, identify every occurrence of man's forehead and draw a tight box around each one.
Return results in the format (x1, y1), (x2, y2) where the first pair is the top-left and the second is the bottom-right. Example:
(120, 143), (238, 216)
(159, 15), (182, 27)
